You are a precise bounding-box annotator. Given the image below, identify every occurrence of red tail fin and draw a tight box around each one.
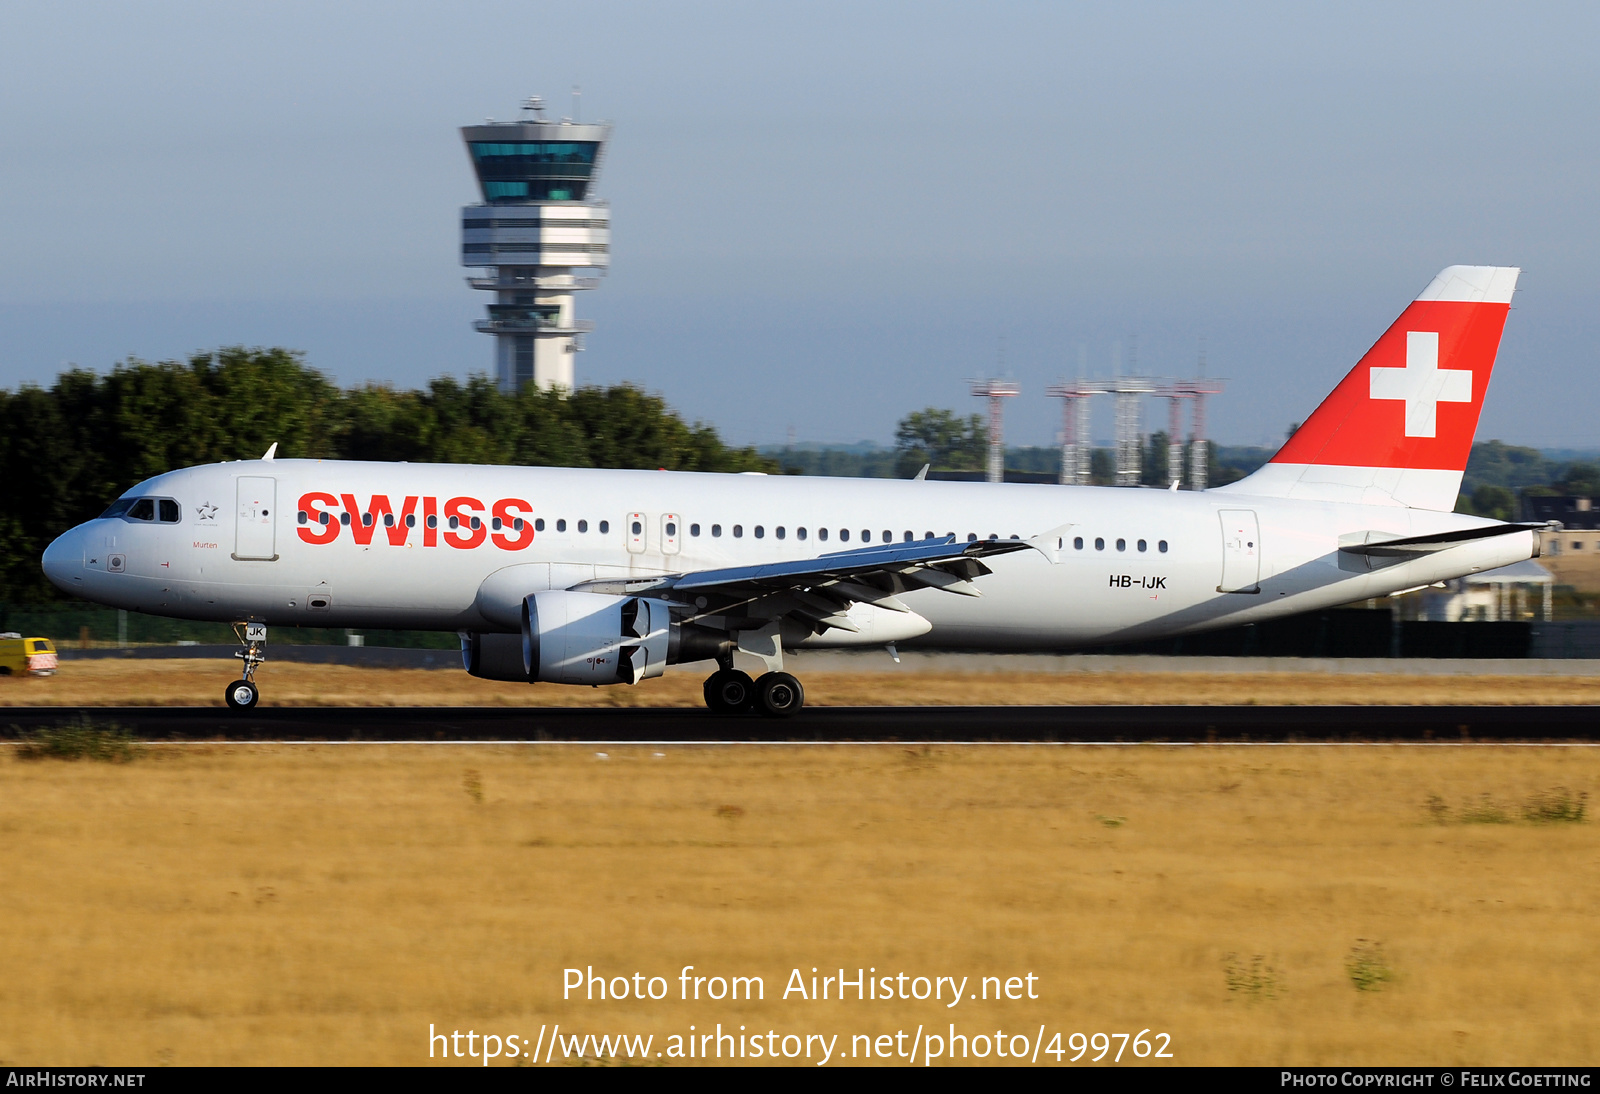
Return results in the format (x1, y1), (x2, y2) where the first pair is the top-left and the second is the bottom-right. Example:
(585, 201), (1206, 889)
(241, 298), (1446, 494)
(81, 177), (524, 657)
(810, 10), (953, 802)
(1220, 265), (1519, 510)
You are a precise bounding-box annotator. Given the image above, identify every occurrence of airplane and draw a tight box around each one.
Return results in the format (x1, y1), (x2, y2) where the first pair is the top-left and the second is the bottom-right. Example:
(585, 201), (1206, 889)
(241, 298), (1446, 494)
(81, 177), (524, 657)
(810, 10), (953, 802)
(41, 265), (1539, 716)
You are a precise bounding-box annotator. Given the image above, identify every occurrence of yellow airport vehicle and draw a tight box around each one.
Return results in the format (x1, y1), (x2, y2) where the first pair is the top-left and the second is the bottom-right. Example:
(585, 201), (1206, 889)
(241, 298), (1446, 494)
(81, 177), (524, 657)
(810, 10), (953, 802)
(0, 633), (58, 676)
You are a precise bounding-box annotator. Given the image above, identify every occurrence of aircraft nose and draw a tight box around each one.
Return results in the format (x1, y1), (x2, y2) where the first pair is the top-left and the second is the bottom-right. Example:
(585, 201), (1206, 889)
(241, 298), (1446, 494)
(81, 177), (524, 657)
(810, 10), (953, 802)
(41, 527), (86, 593)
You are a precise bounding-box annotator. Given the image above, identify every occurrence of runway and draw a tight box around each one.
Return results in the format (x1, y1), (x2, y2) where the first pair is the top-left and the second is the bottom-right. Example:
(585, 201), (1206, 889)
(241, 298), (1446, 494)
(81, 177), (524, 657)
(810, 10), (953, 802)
(3, 705), (1597, 741)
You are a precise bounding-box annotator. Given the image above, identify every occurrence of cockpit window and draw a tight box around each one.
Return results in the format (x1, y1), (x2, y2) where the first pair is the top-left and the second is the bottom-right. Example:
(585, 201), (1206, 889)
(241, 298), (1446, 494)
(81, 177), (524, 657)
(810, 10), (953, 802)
(103, 496), (183, 522)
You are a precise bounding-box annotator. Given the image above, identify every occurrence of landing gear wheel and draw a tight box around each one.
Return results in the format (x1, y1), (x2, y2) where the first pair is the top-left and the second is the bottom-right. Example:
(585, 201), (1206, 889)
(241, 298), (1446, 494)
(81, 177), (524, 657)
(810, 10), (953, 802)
(704, 669), (756, 715)
(225, 679), (259, 711)
(756, 672), (805, 718)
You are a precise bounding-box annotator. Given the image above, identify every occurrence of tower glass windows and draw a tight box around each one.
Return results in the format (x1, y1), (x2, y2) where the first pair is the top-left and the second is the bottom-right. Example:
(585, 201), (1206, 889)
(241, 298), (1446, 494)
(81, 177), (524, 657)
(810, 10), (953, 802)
(469, 141), (600, 202)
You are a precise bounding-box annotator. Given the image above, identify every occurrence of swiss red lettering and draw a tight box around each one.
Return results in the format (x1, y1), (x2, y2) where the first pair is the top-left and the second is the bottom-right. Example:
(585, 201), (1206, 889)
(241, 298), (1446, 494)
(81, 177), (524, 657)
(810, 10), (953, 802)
(340, 493), (377, 545)
(297, 492), (340, 545)
(492, 498), (535, 550)
(338, 494), (419, 546)
(443, 497), (487, 549)
(423, 496), (438, 547)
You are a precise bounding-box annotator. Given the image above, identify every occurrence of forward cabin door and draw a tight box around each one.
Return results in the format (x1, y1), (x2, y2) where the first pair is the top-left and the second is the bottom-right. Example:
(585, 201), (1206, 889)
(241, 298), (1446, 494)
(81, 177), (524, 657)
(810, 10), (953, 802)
(1217, 509), (1260, 593)
(234, 476), (278, 561)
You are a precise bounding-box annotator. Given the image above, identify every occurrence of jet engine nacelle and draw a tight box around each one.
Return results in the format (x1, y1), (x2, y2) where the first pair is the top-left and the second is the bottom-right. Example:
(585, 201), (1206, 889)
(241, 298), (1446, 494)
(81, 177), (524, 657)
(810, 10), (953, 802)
(522, 590), (672, 685)
(460, 631), (530, 682)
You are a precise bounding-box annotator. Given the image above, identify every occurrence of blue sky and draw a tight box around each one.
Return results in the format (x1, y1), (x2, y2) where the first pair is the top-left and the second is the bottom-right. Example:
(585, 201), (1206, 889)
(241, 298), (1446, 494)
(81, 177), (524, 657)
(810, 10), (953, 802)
(2, 1), (1596, 448)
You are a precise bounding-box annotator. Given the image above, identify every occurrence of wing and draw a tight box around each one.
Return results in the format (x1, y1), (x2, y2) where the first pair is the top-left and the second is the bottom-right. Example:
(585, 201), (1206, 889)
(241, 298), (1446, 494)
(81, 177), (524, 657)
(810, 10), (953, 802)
(575, 535), (1035, 635)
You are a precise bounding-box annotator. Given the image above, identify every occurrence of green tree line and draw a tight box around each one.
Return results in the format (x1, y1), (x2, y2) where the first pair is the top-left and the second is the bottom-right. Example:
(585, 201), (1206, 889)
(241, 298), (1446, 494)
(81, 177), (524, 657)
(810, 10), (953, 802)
(0, 348), (773, 604)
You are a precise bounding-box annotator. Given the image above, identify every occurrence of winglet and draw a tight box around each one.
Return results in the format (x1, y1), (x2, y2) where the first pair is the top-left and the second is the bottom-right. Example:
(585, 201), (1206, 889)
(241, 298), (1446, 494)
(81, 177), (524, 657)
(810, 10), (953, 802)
(1027, 523), (1075, 564)
(912, 464), (929, 481)
(261, 442), (278, 461)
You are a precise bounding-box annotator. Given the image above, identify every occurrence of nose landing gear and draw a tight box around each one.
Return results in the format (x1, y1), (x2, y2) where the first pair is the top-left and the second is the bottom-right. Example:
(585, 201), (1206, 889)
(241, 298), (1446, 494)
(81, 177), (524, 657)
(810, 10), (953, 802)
(226, 621), (266, 711)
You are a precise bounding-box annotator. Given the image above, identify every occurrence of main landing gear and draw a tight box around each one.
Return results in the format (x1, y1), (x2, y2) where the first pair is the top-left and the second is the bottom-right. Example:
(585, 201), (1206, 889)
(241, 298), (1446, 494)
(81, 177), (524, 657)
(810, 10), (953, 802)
(226, 621), (266, 711)
(702, 666), (805, 718)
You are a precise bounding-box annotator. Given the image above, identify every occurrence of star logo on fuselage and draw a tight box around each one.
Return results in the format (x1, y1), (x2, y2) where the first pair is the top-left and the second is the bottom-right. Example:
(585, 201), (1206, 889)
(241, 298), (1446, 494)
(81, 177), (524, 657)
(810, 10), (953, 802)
(196, 503), (219, 522)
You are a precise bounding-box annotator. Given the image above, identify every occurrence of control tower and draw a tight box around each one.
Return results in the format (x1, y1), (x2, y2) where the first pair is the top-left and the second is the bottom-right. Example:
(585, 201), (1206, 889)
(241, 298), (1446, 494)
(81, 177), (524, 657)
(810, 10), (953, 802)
(461, 96), (611, 392)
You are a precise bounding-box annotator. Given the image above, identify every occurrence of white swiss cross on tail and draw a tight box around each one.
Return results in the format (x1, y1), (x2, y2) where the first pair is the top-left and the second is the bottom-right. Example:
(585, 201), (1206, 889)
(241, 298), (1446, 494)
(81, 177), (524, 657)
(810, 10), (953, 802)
(1219, 265), (1519, 512)
(1368, 330), (1473, 438)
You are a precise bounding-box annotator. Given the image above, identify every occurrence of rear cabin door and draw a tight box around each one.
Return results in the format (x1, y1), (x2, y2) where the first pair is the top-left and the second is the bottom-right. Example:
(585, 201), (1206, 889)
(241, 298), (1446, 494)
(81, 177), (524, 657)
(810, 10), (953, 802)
(235, 476), (278, 561)
(1217, 509), (1260, 593)
(661, 513), (682, 555)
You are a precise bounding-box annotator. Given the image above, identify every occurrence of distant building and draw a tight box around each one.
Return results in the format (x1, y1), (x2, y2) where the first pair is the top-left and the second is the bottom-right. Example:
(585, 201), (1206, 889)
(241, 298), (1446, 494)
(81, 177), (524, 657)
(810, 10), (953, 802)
(1415, 559), (1554, 622)
(1523, 496), (1600, 591)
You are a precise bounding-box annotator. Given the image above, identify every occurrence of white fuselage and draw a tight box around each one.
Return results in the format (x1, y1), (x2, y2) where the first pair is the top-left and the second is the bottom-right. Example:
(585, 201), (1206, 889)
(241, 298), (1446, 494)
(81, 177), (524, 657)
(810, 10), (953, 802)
(41, 459), (1536, 650)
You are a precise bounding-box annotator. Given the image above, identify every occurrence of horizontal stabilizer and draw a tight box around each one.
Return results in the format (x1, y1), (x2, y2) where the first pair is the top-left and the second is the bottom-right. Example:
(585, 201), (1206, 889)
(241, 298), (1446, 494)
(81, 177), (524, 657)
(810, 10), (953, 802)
(1338, 523), (1539, 557)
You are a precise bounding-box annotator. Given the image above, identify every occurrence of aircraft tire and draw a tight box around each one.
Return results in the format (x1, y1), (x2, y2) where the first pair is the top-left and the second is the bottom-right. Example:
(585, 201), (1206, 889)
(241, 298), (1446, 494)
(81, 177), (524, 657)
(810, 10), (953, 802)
(703, 669), (756, 715)
(756, 672), (805, 718)
(225, 679), (259, 711)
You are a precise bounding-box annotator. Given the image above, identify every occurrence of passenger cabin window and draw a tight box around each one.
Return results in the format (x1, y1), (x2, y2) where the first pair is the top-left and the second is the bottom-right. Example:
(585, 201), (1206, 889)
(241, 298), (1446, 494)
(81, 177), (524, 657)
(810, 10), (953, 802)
(733, 525), (743, 538)
(1116, 538), (1126, 551)
(775, 526), (785, 540)
(1074, 537), (1084, 549)
(712, 524), (723, 537)
(1095, 537), (1105, 550)
(556, 519), (567, 532)
(691, 523), (701, 537)
(818, 528), (828, 541)
(881, 530), (891, 543)
(755, 526), (765, 539)
(599, 520), (609, 534)
(840, 529), (850, 542)
(1159, 540), (1169, 553)
(578, 520), (588, 533)
(362, 513), (374, 527)
(534, 518), (545, 532)
(1137, 539), (1146, 552)
(427, 515), (438, 529)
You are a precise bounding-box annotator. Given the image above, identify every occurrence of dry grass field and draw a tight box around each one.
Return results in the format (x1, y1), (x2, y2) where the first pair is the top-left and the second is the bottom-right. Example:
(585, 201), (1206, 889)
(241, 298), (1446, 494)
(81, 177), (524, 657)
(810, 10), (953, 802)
(1, 740), (1596, 1066)
(5, 658), (1600, 707)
